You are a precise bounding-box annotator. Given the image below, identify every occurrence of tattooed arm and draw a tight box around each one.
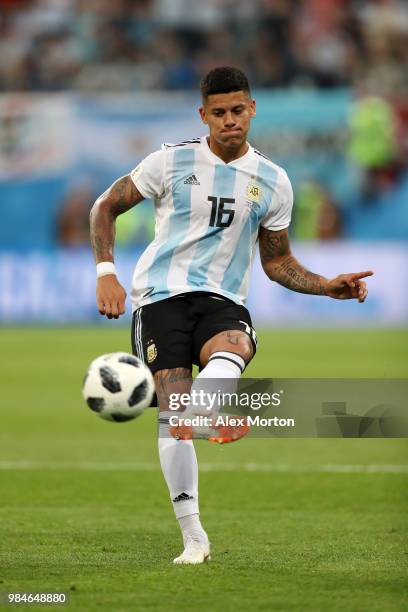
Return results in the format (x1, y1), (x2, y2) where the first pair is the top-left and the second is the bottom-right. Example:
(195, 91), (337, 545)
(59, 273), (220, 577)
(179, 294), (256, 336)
(259, 227), (327, 295)
(258, 227), (373, 301)
(89, 175), (144, 318)
(90, 174), (144, 263)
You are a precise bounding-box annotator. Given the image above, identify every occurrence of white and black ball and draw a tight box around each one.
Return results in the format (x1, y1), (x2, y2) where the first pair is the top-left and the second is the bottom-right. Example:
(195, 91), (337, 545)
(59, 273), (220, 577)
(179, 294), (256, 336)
(82, 352), (155, 422)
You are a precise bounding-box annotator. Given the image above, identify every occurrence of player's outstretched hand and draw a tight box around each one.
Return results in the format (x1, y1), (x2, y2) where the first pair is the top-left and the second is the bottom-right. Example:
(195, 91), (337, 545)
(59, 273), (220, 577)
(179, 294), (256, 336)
(325, 270), (374, 302)
(96, 275), (127, 319)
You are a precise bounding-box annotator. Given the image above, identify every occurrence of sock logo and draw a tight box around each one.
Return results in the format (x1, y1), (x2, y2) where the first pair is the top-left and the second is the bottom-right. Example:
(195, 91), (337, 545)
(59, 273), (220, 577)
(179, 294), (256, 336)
(173, 492), (194, 503)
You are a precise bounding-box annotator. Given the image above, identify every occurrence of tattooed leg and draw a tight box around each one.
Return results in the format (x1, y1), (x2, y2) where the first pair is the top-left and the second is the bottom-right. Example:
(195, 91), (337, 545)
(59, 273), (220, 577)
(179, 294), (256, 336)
(154, 368), (193, 412)
(166, 331), (253, 445)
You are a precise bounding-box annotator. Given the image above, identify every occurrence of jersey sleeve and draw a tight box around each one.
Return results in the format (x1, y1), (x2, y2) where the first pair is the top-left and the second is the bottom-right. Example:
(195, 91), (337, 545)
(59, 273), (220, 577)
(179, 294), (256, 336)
(130, 148), (165, 199)
(261, 169), (294, 231)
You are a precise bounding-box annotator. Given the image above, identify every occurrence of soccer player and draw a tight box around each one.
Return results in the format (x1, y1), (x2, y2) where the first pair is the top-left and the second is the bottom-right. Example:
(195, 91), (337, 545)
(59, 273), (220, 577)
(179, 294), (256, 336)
(89, 67), (372, 565)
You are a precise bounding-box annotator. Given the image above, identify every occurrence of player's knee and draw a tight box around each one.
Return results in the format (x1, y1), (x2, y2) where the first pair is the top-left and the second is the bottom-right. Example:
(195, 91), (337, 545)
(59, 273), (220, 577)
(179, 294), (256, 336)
(203, 332), (254, 366)
(232, 335), (253, 364)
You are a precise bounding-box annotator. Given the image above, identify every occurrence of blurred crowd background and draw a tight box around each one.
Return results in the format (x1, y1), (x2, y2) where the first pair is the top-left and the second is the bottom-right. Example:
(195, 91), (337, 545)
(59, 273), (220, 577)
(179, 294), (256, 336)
(0, 0), (407, 325)
(1, 0), (408, 94)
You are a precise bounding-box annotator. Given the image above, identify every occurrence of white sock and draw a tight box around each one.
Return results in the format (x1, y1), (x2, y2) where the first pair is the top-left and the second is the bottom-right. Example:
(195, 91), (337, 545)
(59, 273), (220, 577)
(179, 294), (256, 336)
(184, 351), (245, 417)
(178, 513), (208, 545)
(158, 411), (200, 519)
(202, 351), (245, 379)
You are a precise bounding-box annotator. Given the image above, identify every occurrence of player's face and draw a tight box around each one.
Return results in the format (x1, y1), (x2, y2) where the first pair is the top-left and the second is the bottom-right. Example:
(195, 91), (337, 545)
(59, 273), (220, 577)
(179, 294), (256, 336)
(199, 91), (256, 150)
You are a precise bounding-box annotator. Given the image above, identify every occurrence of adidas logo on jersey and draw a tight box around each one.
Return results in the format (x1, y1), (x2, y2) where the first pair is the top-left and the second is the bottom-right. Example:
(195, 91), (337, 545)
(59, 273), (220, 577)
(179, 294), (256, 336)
(184, 174), (200, 185)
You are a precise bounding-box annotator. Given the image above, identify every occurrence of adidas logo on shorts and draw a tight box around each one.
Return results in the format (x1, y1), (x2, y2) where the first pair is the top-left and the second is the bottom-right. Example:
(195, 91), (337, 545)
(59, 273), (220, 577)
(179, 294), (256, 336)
(184, 174), (200, 185)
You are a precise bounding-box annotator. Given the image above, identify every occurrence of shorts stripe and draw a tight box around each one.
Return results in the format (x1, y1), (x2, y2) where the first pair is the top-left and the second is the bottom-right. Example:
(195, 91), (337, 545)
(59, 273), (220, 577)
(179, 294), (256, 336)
(133, 310), (138, 358)
(134, 308), (144, 362)
(138, 309), (144, 361)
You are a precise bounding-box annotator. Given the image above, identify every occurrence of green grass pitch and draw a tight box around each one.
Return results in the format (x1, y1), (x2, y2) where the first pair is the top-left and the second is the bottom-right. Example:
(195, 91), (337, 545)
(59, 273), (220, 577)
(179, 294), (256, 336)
(0, 328), (407, 611)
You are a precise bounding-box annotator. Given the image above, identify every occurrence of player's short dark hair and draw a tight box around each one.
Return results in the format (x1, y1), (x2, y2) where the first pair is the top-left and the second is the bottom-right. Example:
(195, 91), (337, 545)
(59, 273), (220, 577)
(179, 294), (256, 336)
(200, 67), (251, 99)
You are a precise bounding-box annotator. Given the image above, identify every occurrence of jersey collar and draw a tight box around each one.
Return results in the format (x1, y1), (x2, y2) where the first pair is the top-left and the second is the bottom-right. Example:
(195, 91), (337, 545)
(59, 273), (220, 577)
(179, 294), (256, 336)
(200, 135), (254, 167)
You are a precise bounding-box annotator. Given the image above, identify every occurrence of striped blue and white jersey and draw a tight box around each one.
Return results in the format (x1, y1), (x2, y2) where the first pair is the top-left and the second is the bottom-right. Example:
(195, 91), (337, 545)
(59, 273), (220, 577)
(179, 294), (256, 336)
(130, 135), (293, 310)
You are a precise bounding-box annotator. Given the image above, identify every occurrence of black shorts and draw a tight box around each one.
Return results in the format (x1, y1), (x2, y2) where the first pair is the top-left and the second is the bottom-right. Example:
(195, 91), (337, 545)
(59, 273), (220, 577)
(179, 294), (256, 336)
(131, 292), (257, 374)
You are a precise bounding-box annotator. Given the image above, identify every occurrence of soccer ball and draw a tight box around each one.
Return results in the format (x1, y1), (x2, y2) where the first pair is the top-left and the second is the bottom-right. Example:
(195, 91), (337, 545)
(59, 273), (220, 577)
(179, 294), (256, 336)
(82, 352), (155, 422)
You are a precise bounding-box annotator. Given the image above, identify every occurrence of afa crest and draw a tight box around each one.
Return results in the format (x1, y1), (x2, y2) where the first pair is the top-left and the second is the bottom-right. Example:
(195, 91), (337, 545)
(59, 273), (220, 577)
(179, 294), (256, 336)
(246, 182), (262, 203)
(147, 342), (157, 363)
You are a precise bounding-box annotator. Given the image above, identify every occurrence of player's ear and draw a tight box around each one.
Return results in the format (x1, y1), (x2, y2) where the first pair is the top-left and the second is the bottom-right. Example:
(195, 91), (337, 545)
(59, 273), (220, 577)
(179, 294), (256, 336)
(249, 99), (256, 118)
(199, 106), (208, 124)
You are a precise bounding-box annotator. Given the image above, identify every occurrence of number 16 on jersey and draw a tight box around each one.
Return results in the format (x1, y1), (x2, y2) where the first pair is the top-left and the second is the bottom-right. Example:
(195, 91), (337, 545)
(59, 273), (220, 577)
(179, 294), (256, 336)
(208, 197), (235, 228)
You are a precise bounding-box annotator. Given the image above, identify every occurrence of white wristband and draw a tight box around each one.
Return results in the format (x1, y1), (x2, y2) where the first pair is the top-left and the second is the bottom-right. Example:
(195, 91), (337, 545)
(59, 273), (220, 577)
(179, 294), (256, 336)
(96, 262), (117, 278)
